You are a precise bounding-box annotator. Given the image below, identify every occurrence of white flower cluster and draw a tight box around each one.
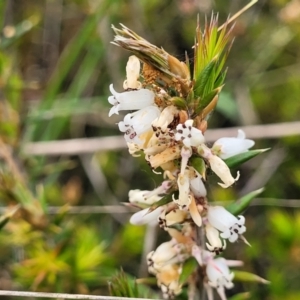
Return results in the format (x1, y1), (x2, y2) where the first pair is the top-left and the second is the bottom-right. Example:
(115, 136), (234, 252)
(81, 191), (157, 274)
(108, 56), (255, 299)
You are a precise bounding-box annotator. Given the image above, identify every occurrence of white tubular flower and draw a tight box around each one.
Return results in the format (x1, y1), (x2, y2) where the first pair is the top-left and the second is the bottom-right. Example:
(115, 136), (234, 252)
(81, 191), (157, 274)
(175, 119), (205, 147)
(189, 168), (207, 197)
(144, 180), (172, 198)
(129, 189), (162, 205)
(130, 207), (164, 225)
(212, 129), (255, 159)
(199, 144), (239, 188)
(152, 105), (179, 133)
(148, 240), (178, 265)
(148, 240), (188, 273)
(205, 223), (226, 254)
(118, 106), (160, 144)
(172, 171), (191, 210)
(209, 155), (240, 188)
(206, 257), (234, 300)
(207, 206), (246, 243)
(123, 55), (142, 90)
(108, 84), (155, 117)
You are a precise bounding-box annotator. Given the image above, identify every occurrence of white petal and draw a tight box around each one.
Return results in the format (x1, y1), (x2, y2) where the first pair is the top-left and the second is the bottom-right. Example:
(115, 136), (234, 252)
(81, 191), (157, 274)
(208, 155), (239, 188)
(129, 189), (162, 205)
(207, 206), (237, 232)
(109, 105), (120, 117)
(151, 241), (177, 264)
(175, 120), (205, 147)
(108, 84), (155, 116)
(130, 207), (162, 225)
(189, 169), (207, 197)
(205, 223), (226, 252)
(213, 129), (255, 159)
(206, 258), (234, 291)
(152, 105), (178, 132)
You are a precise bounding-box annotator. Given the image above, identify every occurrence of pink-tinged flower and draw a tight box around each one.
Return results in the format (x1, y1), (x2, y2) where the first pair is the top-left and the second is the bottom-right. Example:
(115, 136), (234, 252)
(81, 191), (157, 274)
(175, 119), (205, 147)
(108, 84), (155, 117)
(129, 181), (171, 206)
(123, 55), (142, 90)
(118, 106), (160, 144)
(205, 223), (226, 254)
(180, 146), (192, 175)
(206, 257), (234, 300)
(129, 189), (162, 205)
(212, 129), (255, 159)
(130, 206), (164, 225)
(207, 206), (246, 243)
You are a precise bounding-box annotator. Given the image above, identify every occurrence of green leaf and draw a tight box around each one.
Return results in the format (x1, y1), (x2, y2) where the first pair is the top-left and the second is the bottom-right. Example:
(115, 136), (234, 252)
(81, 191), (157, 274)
(233, 271), (270, 284)
(192, 87), (220, 117)
(226, 188), (264, 215)
(179, 257), (198, 284)
(108, 270), (157, 298)
(171, 97), (188, 110)
(149, 194), (173, 211)
(189, 156), (206, 178)
(224, 149), (270, 168)
(194, 58), (218, 98)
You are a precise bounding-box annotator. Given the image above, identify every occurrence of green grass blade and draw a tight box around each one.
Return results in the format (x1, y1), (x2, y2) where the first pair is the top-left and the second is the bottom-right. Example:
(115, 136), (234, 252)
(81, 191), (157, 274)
(226, 188), (264, 215)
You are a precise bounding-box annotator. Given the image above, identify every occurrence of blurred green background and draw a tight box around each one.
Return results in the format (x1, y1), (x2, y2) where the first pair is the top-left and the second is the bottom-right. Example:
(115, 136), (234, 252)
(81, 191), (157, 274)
(0, 0), (300, 299)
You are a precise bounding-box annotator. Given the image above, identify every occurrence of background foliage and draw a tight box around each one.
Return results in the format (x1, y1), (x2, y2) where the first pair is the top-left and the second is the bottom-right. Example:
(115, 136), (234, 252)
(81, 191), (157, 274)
(0, 0), (300, 299)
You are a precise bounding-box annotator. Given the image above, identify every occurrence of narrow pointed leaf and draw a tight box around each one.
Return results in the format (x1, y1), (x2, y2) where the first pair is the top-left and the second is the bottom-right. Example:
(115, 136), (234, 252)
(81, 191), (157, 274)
(224, 148), (270, 168)
(226, 188), (264, 215)
(214, 68), (227, 88)
(148, 194), (172, 211)
(194, 58), (218, 97)
(233, 271), (270, 284)
(192, 87), (221, 117)
(171, 97), (188, 110)
(179, 257), (198, 284)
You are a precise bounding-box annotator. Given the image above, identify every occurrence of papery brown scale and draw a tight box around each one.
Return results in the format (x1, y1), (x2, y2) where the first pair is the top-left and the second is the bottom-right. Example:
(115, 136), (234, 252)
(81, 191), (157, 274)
(178, 110), (189, 124)
(149, 145), (181, 169)
(168, 55), (190, 80)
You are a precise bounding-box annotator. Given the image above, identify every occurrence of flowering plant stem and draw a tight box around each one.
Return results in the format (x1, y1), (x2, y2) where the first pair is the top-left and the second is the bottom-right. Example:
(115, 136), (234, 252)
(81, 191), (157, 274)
(108, 9), (268, 300)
